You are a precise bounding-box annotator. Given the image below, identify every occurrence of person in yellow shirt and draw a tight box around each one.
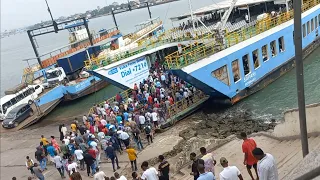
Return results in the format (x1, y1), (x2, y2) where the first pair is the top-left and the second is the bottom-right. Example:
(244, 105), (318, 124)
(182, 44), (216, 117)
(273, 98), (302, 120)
(70, 122), (77, 133)
(126, 146), (138, 171)
(40, 135), (49, 156)
(40, 135), (49, 146)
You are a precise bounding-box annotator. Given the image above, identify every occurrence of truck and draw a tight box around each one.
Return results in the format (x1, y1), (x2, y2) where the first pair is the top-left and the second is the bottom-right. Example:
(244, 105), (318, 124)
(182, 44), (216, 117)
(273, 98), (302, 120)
(44, 46), (100, 88)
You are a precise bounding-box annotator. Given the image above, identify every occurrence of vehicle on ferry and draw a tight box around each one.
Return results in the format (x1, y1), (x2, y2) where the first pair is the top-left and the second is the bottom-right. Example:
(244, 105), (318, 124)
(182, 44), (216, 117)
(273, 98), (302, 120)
(2, 104), (33, 128)
(0, 84), (43, 121)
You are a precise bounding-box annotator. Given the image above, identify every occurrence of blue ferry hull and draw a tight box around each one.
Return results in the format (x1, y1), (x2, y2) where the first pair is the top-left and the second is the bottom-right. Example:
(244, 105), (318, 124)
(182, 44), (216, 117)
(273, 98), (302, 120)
(176, 4), (320, 104)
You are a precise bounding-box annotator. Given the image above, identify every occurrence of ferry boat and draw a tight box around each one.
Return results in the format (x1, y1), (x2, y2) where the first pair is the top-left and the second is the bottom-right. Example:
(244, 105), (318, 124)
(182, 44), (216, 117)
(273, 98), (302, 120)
(84, 0), (320, 106)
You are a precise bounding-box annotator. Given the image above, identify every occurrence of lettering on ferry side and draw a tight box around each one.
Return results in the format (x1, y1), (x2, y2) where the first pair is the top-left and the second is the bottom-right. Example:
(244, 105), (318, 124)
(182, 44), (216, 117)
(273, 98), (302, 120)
(108, 68), (118, 75)
(244, 72), (256, 87)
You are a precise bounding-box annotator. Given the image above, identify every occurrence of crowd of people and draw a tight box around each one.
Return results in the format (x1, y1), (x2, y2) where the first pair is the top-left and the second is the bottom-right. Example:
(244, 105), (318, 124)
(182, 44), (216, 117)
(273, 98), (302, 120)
(20, 129), (279, 180)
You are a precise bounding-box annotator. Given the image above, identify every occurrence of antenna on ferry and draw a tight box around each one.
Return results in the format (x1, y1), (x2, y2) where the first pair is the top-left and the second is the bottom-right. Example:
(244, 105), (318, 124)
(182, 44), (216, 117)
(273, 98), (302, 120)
(188, 0), (196, 31)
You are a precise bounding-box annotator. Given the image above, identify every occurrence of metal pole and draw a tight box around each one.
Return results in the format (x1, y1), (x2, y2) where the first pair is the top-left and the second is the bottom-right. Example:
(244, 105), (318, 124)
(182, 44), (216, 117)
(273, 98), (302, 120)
(27, 30), (43, 69)
(44, 0), (54, 21)
(188, 0), (196, 30)
(293, 0), (309, 157)
(83, 18), (94, 46)
(146, 2), (152, 19)
(111, 8), (119, 30)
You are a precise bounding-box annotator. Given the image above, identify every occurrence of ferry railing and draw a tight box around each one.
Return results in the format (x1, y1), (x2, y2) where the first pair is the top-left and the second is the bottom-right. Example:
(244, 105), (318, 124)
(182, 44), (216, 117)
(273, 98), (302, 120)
(22, 28), (120, 74)
(166, 89), (207, 121)
(84, 30), (213, 70)
(164, 0), (319, 69)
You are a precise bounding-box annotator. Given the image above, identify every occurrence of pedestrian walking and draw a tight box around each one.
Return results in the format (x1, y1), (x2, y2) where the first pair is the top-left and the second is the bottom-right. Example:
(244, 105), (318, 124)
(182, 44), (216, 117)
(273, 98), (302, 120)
(61, 124), (68, 139)
(25, 156), (35, 177)
(67, 159), (78, 176)
(132, 172), (140, 180)
(197, 163), (215, 180)
(132, 126), (144, 150)
(35, 147), (47, 171)
(114, 172), (127, 180)
(144, 123), (153, 145)
(240, 132), (258, 180)
(53, 152), (66, 178)
(158, 155), (170, 180)
(190, 153), (200, 180)
(200, 147), (216, 174)
(219, 157), (243, 180)
(74, 146), (85, 170)
(126, 146), (138, 171)
(83, 152), (96, 177)
(106, 143), (121, 172)
(51, 136), (61, 153)
(252, 148), (279, 180)
(59, 124), (64, 141)
(141, 161), (159, 180)
(33, 163), (45, 180)
(94, 167), (107, 180)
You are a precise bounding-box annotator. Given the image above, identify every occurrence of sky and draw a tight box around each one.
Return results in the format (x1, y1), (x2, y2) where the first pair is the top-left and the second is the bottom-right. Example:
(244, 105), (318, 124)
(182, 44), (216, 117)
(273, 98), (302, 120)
(1, 0), (128, 31)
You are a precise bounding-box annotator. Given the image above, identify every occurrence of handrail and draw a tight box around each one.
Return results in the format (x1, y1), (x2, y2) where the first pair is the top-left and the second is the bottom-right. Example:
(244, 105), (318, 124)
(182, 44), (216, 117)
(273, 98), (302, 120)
(164, 0), (320, 69)
(84, 31), (213, 70)
(294, 165), (320, 180)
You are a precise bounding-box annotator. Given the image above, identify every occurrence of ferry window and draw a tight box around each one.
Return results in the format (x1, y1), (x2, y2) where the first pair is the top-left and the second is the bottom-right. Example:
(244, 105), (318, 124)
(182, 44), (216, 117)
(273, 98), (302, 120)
(270, 40), (277, 57)
(262, 45), (269, 61)
(278, 36), (285, 52)
(303, 24), (306, 37)
(242, 54), (250, 75)
(311, 19), (315, 31)
(252, 49), (260, 69)
(232, 60), (241, 82)
(316, 16), (318, 29)
(35, 85), (40, 90)
(212, 65), (230, 85)
(319, 15), (320, 26)
(16, 93), (24, 101)
(307, 21), (310, 34)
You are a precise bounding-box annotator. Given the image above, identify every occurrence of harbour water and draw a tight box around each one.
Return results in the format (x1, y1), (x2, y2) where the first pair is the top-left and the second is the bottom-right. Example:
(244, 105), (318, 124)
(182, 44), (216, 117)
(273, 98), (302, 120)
(1, 0), (320, 123)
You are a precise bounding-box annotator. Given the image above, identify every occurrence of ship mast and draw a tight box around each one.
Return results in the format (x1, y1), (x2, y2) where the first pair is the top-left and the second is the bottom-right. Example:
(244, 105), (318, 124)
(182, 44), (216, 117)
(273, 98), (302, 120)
(188, 0), (196, 31)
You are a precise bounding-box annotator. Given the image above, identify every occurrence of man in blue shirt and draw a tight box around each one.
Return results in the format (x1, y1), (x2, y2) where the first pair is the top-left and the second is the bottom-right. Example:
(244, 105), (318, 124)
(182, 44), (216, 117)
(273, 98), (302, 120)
(47, 143), (56, 158)
(123, 112), (129, 121)
(116, 115), (123, 125)
(197, 163), (215, 180)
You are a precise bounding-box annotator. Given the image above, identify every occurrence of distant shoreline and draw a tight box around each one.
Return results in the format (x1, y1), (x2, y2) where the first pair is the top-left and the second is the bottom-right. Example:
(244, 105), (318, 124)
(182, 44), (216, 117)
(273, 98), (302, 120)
(91, 0), (180, 18)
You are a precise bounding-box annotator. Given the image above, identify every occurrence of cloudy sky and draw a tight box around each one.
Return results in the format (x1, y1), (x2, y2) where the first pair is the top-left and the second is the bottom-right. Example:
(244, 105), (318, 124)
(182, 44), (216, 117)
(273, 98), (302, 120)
(1, 0), (128, 31)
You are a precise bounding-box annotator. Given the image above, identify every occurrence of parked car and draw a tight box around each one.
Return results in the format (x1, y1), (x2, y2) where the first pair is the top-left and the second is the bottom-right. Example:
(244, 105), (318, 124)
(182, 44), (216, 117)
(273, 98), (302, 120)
(2, 104), (33, 128)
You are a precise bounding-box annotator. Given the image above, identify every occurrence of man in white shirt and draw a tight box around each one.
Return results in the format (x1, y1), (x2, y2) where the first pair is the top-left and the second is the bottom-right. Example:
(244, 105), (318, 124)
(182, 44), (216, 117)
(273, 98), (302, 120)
(139, 114), (146, 128)
(53, 152), (65, 178)
(151, 111), (159, 128)
(82, 115), (87, 124)
(67, 159), (78, 175)
(74, 147), (85, 170)
(94, 167), (107, 180)
(219, 157), (243, 180)
(141, 161), (159, 180)
(252, 148), (279, 180)
(61, 124), (68, 137)
(114, 172), (127, 180)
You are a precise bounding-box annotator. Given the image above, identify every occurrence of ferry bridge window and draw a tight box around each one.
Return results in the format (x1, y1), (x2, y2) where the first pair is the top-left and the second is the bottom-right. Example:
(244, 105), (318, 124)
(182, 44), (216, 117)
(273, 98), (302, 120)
(316, 16), (318, 29)
(303, 24), (306, 37)
(242, 54), (250, 75)
(232, 60), (241, 82)
(270, 40), (277, 57)
(212, 65), (230, 85)
(307, 21), (310, 34)
(252, 49), (260, 69)
(278, 36), (285, 52)
(311, 18), (315, 32)
(318, 15), (320, 26)
(262, 44), (269, 61)
(10, 98), (17, 106)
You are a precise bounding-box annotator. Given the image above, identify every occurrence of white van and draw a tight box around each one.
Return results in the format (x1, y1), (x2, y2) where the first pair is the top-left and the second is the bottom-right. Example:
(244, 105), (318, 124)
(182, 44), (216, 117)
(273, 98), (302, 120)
(0, 84), (43, 121)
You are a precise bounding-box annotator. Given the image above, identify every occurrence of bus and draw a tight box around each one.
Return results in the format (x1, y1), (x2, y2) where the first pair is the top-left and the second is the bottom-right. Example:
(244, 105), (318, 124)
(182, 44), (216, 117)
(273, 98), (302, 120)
(0, 84), (43, 121)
